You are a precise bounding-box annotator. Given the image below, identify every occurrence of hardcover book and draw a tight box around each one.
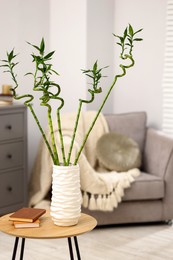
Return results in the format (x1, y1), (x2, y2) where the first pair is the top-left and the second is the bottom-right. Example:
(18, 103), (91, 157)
(13, 219), (40, 228)
(9, 208), (46, 223)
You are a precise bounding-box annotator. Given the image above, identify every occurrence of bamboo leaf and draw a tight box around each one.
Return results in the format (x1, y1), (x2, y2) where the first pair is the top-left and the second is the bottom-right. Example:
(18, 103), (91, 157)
(116, 42), (122, 47)
(0, 64), (9, 67)
(27, 41), (41, 52)
(82, 69), (92, 73)
(112, 33), (118, 37)
(125, 43), (131, 46)
(93, 61), (98, 71)
(133, 38), (143, 41)
(85, 74), (94, 79)
(127, 37), (132, 44)
(51, 69), (60, 76)
(134, 28), (143, 35)
(44, 51), (55, 60)
(8, 49), (14, 62)
(124, 27), (128, 38)
(120, 36), (124, 44)
(113, 33), (121, 39)
(25, 72), (33, 76)
(128, 24), (134, 36)
(40, 38), (45, 54)
(11, 62), (19, 68)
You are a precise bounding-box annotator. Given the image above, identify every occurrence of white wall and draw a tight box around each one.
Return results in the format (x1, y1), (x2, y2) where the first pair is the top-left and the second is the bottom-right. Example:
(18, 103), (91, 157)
(0, 0), (50, 177)
(113, 0), (167, 129)
(86, 0), (115, 113)
(50, 0), (87, 113)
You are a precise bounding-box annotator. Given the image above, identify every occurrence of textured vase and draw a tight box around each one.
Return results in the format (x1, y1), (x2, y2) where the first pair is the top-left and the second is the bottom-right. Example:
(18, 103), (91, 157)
(50, 164), (81, 226)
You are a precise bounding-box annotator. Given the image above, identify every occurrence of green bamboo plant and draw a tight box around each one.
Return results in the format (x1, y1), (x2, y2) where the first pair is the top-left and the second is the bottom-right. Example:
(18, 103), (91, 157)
(0, 24), (142, 166)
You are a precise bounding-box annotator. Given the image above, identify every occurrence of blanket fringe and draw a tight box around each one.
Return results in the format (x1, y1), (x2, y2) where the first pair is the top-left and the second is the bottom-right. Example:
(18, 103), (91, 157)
(82, 191), (89, 208)
(84, 191), (121, 212)
(82, 169), (140, 212)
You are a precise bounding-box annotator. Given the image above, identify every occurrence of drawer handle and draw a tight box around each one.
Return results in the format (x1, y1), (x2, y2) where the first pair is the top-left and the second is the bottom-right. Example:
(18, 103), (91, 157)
(6, 125), (12, 130)
(7, 154), (12, 159)
(7, 186), (13, 192)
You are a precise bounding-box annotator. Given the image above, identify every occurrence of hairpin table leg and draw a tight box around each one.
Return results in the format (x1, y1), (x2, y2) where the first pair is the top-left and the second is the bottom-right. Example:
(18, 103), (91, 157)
(20, 238), (25, 260)
(12, 237), (19, 260)
(74, 236), (81, 260)
(68, 237), (74, 260)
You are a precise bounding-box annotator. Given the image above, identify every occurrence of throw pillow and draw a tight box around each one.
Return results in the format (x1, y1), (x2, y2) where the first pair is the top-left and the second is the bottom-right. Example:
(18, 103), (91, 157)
(96, 132), (141, 172)
(105, 112), (147, 152)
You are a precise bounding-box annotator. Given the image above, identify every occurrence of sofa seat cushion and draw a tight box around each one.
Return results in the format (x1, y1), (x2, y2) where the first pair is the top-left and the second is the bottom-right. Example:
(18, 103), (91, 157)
(122, 172), (164, 201)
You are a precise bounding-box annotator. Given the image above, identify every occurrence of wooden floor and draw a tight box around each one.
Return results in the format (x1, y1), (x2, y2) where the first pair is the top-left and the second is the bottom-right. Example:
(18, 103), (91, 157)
(1, 222), (173, 259)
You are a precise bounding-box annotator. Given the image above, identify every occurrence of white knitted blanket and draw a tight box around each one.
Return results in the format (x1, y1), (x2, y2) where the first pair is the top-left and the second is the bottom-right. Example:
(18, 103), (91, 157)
(29, 111), (140, 212)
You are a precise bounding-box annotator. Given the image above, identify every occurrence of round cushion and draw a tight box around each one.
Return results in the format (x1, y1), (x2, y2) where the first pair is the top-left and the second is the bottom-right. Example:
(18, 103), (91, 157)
(96, 132), (141, 172)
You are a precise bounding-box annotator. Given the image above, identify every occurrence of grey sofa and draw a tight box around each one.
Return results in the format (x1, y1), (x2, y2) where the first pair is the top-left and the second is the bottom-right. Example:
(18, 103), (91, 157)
(82, 112), (173, 225)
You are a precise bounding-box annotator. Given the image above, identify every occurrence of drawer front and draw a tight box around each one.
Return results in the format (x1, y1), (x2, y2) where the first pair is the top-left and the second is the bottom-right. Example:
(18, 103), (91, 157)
(0, 113), (24, 141)
(0, 142), (23, 170)
(0, 170), (24, 208)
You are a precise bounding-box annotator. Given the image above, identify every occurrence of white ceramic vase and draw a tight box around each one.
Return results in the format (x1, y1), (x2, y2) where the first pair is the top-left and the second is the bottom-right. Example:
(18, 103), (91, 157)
(50, 164), (81, 226)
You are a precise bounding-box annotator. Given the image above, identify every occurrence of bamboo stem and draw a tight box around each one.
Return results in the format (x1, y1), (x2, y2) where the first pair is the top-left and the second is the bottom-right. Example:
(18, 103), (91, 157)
(57, 109), (67, 165)
(67, 100), (82, 165)
(45, 104), (60, 165)
(74, 55), (134, 165)
(28, 104), (56, 164)
(12, 93), (56, 164)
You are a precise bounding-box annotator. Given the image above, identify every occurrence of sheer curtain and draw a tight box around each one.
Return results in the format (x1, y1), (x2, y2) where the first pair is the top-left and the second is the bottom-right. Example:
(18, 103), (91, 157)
(163, 0), (173, 136)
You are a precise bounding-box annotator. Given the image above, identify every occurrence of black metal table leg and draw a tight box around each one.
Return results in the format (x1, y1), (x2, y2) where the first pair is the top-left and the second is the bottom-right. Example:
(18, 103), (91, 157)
(11, 237), (25, 260)
(20, 238), (25, 260)
(12, 236), (80, 260)
(74, 236), (81, 260)
(12, 237), (19, 260)
(68, 237), (74, 260)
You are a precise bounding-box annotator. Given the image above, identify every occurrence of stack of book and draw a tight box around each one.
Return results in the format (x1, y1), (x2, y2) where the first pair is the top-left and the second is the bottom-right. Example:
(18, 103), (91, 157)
(0, 94), (13, 105)
(9, 208), (46, 229)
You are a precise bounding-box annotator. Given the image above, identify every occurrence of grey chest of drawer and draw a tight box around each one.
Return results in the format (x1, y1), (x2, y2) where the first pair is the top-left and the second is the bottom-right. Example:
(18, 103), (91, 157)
(0, 104), (27, 215)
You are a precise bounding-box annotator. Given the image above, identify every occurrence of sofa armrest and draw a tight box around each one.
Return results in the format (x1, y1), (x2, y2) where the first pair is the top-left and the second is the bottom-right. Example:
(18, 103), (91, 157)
(143, 127), (173, 220)
(143, 127), (173, 179)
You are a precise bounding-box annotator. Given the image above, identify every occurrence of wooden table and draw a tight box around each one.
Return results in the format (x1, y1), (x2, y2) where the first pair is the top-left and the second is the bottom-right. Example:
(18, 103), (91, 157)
(0, 211), (97, 260)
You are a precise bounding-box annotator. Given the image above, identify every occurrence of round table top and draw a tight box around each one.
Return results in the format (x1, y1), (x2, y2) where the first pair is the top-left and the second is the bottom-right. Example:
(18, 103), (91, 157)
(0, 211), (97, 239)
